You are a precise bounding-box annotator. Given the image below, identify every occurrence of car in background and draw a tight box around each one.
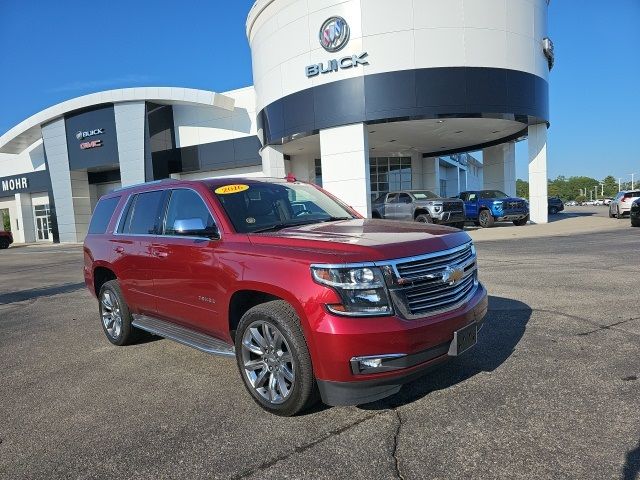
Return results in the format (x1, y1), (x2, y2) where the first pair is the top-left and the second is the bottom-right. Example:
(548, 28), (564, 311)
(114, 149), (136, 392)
(593, 199), (604, 206)
(565, 200), (578, 206)
(583, 200), (596, 206)
(371, 190), (466, 228)
(603, 198), (613, 206)
(458, 190), (529, 228)
(548, 197), (565, 214)
(630, 198), (640, 227)
(0, 230), (13, 249)
(609, 190), (640, 219)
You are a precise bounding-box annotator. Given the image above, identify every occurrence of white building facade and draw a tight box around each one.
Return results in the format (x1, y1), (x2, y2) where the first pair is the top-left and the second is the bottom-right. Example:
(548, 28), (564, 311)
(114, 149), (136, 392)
(0, 0), (551, 244)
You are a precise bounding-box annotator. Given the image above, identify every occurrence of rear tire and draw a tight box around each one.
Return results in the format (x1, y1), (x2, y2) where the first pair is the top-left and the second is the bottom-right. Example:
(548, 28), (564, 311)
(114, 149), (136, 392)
(98, 280), (142, 346)
(549, 206), (558, 215)
(478, 210), (495, 228)
(415, 214), (432, 224)
(0, 238), (9, 249)
(235, 300), (319, 417)
(609, 208), (615, 218)
(513, 216), (529, 226)
(631, 218), (640, 227)
(616, 207), (625, 219)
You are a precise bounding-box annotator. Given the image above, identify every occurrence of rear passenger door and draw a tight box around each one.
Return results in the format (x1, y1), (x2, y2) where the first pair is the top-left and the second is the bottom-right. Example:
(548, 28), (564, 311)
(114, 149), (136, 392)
(149, 188), (226, 338)
(112, 190), (166, 315)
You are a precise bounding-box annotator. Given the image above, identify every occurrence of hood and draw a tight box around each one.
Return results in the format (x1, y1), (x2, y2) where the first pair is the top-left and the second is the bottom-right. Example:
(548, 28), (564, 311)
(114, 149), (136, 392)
(248, 219), (470, 263)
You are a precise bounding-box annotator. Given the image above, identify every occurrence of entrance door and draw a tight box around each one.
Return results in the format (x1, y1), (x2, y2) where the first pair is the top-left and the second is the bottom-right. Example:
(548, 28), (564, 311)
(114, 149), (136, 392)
(34, 205), (52, 242)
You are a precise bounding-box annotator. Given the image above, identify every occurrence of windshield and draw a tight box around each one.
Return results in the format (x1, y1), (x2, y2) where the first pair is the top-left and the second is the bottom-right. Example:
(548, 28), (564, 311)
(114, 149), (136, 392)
(213, 182), (356, 233)
(410, 190), (439, 200)
(480, 190), (509, 199)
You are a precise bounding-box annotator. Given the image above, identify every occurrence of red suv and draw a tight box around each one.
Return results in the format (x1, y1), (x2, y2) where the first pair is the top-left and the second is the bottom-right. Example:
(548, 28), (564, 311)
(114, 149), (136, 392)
(84, 178), (487, 416)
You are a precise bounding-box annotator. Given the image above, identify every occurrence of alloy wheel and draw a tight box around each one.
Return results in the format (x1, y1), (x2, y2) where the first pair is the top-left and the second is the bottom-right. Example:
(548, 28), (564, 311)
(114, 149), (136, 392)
(100, 290), (122, 339)
(241, 320), (295, 405)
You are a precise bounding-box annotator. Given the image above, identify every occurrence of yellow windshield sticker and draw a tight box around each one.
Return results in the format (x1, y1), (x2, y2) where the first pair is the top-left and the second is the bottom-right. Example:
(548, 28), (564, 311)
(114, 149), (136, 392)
(215, 184), (250, 195)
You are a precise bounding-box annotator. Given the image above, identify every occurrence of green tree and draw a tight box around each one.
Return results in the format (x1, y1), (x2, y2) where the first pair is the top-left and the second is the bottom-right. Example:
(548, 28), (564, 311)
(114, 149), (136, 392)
(516, 179), (529, 198)
(601, 176), (618, 197)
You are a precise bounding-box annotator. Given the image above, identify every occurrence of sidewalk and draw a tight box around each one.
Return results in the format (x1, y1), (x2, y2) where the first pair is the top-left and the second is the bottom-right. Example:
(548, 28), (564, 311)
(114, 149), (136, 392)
(467, 208), (630, 242)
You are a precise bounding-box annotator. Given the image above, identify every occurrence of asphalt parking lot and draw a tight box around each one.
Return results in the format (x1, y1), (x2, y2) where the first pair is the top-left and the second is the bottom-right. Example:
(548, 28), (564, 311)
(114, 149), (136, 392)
(0, 207), (638, 480)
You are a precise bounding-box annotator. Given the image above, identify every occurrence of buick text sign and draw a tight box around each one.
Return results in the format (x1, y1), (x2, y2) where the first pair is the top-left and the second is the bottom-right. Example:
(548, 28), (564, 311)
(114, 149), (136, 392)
(65, 105), (119, 170)
(306, 52), (369, 78)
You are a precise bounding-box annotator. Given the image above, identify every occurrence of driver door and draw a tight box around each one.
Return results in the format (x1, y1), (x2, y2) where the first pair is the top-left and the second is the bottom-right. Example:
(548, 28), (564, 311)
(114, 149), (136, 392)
(395, 193), (413, 220)
(150, 188), (227, 338)
(463, 192), (479, 220)
(384, 193), (399, 219)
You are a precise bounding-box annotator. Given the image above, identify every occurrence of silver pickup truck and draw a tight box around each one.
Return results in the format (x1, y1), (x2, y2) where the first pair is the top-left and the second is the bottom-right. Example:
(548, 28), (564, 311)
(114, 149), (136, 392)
(371, 190), (466, 229)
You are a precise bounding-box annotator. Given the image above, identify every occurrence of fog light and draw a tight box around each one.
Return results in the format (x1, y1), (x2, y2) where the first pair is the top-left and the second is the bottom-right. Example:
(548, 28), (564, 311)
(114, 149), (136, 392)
(351, 354), (407, 375)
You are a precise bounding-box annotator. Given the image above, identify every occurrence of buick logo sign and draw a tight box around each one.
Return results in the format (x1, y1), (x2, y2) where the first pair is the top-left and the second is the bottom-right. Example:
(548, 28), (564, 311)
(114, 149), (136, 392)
(319, 17), (350, 52)
(76, 128), (105, 141)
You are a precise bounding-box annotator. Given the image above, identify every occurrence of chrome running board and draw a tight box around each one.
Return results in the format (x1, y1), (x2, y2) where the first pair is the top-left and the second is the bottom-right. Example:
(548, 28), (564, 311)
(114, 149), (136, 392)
(132, 314), (235, 357)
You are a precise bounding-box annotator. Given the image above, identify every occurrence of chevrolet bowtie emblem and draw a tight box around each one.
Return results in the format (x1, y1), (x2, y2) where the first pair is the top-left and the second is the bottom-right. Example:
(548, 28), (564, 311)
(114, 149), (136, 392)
(441, 266), (464, 285)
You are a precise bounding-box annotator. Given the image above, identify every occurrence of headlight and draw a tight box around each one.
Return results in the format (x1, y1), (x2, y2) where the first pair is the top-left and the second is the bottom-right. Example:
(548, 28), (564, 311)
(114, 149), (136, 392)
(311, 265), (392, 316)
(433, 206), (442, 213)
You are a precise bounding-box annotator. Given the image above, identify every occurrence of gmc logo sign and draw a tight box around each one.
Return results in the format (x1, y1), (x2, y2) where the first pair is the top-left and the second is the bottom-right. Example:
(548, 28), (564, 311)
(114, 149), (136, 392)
(80, 140), (103, 150)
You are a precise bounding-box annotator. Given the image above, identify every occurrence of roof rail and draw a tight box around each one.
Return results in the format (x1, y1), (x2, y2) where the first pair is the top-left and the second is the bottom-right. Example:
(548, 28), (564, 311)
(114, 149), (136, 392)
(112, 179), (174, 193)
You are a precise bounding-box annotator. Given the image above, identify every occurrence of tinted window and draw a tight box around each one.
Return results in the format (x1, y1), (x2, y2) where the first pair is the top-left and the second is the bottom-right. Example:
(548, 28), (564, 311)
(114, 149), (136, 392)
(386, 193), (399, 203)
(480, 190), (509, 199)
(164, 189), (216, 236)
(411, 191), (439, 200)
(88, 196), (120, 234)
(397, 193), (412, 203)
(120, 191), (165, 235)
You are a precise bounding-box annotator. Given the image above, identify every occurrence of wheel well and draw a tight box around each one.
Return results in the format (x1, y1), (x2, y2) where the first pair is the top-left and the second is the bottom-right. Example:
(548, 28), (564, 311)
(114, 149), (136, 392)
(228, 290), (281, 341)
(414, 209), (429, 219)
(93, 267), (117, 296)
(371, 211), (381, 219)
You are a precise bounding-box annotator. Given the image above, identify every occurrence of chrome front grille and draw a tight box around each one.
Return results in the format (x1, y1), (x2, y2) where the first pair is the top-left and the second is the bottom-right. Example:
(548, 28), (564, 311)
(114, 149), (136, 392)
(503, 200), (526, 210)
(382, 242), (479, 319)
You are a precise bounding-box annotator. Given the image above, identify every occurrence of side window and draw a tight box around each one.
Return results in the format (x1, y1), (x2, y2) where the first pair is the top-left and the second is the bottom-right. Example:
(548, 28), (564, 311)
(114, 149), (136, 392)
(397, 193), (412, 204)
(459, 192), (468, 202)
(120, 191), (165, 235)
(164, 189), (216, 236)
(88, 196), (120, 234)
(468, 193), (477, 202)
(386, 193), (399, 204)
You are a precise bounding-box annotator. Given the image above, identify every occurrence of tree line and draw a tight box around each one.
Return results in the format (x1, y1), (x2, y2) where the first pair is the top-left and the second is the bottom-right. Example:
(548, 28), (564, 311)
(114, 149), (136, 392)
(516, 176), (636, 201)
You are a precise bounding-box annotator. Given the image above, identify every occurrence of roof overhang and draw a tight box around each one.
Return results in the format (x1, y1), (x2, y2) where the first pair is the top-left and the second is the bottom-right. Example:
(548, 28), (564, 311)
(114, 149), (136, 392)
(0, 87), (236, 155)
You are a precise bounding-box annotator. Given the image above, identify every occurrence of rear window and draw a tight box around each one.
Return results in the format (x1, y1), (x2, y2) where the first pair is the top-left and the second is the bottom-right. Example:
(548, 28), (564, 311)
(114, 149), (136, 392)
(119, 191), (165, 235)
(624, 191), (640, 198)
(88, 196), (120, 235)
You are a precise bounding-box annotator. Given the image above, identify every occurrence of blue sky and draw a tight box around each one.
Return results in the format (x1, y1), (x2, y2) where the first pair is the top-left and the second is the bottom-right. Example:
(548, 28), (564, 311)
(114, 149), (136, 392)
(1, 0), (638, 181)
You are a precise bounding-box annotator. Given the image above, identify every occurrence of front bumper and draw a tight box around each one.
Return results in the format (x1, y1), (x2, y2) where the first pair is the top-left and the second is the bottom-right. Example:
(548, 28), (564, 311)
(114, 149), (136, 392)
(496, 212), (528, 221)
(432, 211), (466, 224)
(310, 283), (488, 406)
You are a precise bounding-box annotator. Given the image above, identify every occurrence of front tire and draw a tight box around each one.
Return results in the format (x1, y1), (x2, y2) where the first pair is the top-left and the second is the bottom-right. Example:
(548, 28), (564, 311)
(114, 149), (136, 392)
(415, 214), (432, 224)
(478, 210), (495, 228)
(617, 207), (625, 219)
(632, 218), (640, 227)
(98, 280), (141, 346)
(235, 300), (318, 416)
(549, 206), (558, 215)
(0, 238), (9, 249)
(513, 215), (529, 226)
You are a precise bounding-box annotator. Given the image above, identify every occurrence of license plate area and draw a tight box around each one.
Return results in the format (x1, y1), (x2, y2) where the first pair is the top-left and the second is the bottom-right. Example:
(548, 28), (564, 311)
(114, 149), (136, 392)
(448, 322), (477, 356)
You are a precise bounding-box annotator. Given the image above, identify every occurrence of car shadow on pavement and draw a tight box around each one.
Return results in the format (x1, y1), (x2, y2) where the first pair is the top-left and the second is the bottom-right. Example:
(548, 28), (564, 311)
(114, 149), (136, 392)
(0, 282), (87, 305)
(358, 295), (532, 411)
(623, 439), (640, 480)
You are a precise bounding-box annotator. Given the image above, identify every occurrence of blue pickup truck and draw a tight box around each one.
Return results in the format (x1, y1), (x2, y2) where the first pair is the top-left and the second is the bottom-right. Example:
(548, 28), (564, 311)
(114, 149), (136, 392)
(458, 190), (529, 228)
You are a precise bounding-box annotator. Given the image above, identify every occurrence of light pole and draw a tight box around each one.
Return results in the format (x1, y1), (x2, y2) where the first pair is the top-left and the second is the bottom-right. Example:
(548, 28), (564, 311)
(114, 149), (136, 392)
(599, 183), (604, 197)
(594, 185), (599, 200)
(619, 178), (622, 192)
(629, 173), (637, 190)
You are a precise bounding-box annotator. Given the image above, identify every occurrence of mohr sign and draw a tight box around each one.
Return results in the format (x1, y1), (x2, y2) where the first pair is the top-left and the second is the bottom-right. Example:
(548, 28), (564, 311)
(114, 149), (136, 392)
(1, 177), (28, 192)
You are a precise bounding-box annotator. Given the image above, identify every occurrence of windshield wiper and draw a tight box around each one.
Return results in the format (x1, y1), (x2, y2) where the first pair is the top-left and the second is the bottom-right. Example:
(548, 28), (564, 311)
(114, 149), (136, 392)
(251, 217), (352, 233)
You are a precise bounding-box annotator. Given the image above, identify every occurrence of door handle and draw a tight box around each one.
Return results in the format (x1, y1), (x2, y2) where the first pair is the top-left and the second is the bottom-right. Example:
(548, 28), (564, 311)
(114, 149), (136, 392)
(114, 246), (125, 254)
(153, 250), (168, 258)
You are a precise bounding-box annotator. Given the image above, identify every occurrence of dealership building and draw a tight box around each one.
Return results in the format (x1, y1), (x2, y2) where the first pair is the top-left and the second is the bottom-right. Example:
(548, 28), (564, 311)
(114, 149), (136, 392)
(0, 0), (551, 244)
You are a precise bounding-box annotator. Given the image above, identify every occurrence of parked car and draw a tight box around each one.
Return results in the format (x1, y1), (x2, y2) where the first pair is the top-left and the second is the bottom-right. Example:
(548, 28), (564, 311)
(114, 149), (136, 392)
(609, 190), (640, 218)
(371, 190), (465, 229)
(548, 197), (565, 214)
(630, 198), (640, 227)
(603, 198), (613, 206)
(593, 199), (604, 206)
(83, 178), (488, 416)
(457, 190), (529, 228)
(583, 200), (596, 206)
(0, 230), (13, 249)
(565, 201), (578, 207)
